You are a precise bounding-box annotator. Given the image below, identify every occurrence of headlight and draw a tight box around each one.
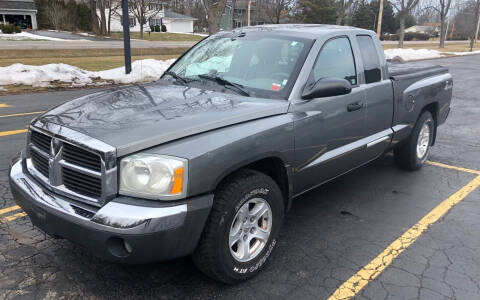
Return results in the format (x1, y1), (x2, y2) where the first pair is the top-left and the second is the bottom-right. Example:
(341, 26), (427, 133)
(119, 154), (188, 200)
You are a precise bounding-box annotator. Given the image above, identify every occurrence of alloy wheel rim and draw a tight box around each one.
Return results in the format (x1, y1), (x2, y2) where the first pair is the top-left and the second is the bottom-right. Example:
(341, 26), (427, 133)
(416, 123), (431, 159)
(229, 198), (272, 263)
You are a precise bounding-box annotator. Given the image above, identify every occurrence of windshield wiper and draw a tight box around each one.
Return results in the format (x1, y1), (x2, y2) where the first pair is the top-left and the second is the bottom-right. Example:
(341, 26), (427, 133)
(163, 71), (189, 85)
(198, 74), (250, 97)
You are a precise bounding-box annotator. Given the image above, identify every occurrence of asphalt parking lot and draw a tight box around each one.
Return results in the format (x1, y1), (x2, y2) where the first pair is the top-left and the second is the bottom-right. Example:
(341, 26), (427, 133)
(1, 55), (480, 299)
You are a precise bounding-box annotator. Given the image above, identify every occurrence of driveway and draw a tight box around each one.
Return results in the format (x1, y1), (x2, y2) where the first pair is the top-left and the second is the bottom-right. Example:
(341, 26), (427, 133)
(0, 55), (479, 299)
(29, 30), (109, 41)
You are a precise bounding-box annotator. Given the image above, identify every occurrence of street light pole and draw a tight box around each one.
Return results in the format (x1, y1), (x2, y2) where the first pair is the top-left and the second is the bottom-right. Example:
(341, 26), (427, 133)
(122, 0), (132, 74)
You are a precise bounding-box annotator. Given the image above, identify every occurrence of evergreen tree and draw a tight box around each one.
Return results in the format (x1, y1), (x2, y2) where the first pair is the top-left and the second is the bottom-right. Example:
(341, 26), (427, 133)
(370, 0), (396, 34)
(352, 2), (375, 30)
(295, 0), (338, 24)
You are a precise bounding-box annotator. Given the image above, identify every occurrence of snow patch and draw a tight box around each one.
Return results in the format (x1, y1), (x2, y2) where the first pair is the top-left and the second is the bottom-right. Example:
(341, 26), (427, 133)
(384, 48), (443, 61)
(385, 48), (480, 61)
(0, 31), (70, 41)
(0, 59), (175, 87)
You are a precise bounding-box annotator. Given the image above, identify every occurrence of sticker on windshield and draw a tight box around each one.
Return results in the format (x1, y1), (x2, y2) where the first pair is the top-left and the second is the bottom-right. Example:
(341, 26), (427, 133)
(271, 83), (281, 91)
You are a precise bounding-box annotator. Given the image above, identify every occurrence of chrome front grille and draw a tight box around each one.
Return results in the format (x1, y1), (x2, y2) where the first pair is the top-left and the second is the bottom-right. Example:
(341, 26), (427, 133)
(26, 124), (117, 207)
(63, 143), (102, 172)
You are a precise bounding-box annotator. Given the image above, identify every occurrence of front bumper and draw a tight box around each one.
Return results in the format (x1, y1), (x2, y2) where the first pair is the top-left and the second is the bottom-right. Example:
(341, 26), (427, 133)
(9, 155), (213, 264)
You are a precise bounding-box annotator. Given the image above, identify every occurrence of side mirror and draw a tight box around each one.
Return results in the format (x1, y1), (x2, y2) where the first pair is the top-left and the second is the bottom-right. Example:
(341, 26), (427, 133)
(302, 77), (352, 100)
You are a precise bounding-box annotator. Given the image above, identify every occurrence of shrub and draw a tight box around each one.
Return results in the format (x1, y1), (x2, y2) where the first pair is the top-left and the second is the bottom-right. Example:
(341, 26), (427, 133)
(1, 24), (15, 34)
(161, 24), (167, 32)
(404, 32), (430, 41)
(154, 24), (160, 32)
(150, 25), (154, 32)
(14, 26), (21, 33)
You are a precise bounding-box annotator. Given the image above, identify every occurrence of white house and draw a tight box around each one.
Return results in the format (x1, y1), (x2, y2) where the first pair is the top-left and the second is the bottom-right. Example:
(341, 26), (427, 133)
(104, 5), (196, 34)
(405, 24), (440, 36)
(0, 0), (37, 30)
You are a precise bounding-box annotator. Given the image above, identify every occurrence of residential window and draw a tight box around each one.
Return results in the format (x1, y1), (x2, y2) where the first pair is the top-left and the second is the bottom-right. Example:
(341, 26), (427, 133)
(130, 17), (136, 27)
(149, 18), (162, 26)
(148, 3), (162, 10)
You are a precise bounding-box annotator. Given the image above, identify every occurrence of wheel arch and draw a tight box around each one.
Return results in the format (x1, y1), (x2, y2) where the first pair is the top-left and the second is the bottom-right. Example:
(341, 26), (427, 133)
(421, 101), (439, 145)
(212, 156), (293, 211)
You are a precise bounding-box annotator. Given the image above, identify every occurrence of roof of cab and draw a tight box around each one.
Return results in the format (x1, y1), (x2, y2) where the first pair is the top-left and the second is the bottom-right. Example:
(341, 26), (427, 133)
(226, 24), (375, 39)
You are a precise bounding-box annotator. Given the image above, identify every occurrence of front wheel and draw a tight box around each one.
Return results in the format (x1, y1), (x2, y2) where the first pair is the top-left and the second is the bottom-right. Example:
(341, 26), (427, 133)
(193, 169), (284, 284)
(394, 111), (435, 170)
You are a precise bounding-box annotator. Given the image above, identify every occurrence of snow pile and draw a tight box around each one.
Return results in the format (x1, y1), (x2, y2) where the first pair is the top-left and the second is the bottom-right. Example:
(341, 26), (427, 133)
(384, 48), (443, 61)
(0, 59), (176, 87)
(449, 50), (480, 56)
(96, 59), (176, 84)
(384, 48), (480, 61)
(0, 31), (68, 41)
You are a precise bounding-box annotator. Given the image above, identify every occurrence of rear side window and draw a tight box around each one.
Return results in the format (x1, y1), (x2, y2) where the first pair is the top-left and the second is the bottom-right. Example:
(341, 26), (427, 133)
(311, 37), (357, 86)
(356, 35), (382, 84)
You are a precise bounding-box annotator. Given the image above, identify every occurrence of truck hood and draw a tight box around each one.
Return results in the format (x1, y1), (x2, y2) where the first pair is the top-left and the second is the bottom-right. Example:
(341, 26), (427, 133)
(35, 83), (289, 156)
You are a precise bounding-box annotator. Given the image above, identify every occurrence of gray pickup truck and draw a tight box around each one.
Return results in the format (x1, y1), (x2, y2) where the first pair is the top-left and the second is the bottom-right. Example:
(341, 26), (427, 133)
(9, 25), (452, 283)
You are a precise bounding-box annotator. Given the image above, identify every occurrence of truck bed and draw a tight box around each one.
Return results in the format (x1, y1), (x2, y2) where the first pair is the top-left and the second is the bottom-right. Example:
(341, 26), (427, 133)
(387, 62), (453, 146)
(387, 62), (449, 80)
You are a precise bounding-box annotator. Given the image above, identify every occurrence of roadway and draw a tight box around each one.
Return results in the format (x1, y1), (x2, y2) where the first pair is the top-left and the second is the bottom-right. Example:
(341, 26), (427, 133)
(0, 55), (479, 299)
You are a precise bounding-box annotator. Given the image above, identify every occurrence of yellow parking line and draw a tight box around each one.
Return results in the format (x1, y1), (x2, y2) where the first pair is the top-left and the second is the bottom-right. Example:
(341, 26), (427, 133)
(0, 111), (45, 119)
(426, 160), (480, 175)
(0, 103), (11, 108)
(329, 174), (480, 300)
(0, 129), (28, 137)
(0, 212), (27, 223)
(0, 205), (20, 216)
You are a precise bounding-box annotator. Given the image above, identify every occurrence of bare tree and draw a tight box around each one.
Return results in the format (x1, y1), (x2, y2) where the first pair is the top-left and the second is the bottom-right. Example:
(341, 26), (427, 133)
(391, 0), (421, 48)
(470, 0), (480, 51)
(90, 0), (101, 34)
(47, 0), (68, 30)
(202, 0), (228, 34)
(128, 0), (164, 39)
(336, 0), (356, 25)
(437, 0), (452, 47)
(256, 0), (294, 24)
(107, 0), (122, 34)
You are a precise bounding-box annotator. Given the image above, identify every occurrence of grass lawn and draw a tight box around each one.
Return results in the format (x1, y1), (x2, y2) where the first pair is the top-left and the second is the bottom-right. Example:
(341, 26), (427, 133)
(109, 32), (204, 42)
(382, 42), (480, 52)
(0, 48), (185, 71)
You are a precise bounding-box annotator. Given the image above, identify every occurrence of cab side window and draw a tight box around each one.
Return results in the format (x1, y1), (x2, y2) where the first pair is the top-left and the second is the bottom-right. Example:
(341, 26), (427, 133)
(311, 37), (357, 86)
(356, 35), (382, 84)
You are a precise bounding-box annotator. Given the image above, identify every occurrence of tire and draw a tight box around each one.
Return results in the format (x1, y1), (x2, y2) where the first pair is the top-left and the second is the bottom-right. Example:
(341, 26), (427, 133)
(193, 169), (285, 284)
(394, 111), (435, 171)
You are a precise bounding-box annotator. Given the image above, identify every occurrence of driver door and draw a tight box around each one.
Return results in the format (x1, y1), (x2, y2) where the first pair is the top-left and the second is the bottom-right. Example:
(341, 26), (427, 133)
(293, 36), (367, 195)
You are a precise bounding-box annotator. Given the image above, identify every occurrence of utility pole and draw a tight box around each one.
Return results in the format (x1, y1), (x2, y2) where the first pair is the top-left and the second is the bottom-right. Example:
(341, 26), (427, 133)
(122, 0), (132, 74)
(376, 0), (384, 37)
(247, 0), (251, 26)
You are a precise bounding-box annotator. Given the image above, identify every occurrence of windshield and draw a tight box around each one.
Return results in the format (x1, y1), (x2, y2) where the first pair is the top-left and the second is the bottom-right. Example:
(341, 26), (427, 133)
(165, 32), (312, 99)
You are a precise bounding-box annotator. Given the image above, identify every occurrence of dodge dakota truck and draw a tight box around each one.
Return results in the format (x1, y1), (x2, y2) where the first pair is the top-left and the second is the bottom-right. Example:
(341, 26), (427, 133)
(9, 25), (452, 284)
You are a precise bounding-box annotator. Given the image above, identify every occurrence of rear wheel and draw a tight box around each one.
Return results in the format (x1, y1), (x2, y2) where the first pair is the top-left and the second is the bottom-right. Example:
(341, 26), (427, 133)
(193, 169), (284, 284)
(394, 111), (435, 170)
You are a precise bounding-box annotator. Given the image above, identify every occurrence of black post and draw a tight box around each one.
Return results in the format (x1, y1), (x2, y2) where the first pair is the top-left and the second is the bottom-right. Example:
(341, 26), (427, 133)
(122, 0), (132, 74)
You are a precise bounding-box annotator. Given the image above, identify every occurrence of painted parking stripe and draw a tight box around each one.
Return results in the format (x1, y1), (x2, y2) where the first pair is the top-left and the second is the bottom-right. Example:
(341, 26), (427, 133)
(329, 173), (480, 300)
(0, 205), (20, 216)
(0, 129), (28, 137)
(0, 111), (45, 119)
(0, 212), (27, 223)
(426, 160), (480, 175)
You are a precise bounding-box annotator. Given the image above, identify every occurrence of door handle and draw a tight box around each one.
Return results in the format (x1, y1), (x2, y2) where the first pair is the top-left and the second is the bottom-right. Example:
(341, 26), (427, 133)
(347, 102), (363, 112)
